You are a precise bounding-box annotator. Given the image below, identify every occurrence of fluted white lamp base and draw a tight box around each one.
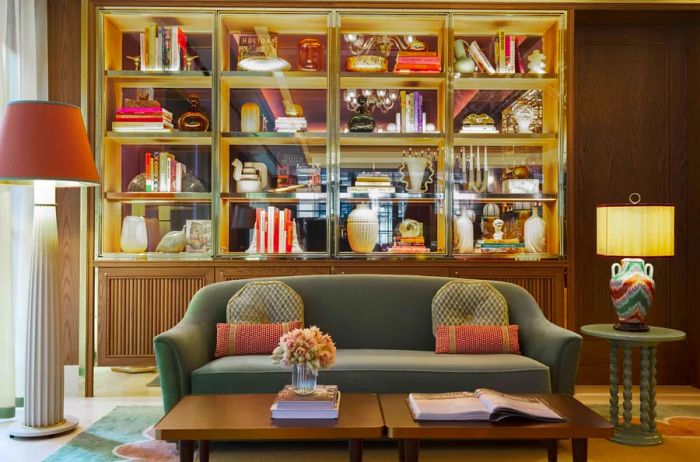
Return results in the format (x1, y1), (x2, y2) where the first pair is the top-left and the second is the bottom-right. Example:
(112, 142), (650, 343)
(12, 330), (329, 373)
(8, 182), (77, 438)
(8, 416), (78, 438)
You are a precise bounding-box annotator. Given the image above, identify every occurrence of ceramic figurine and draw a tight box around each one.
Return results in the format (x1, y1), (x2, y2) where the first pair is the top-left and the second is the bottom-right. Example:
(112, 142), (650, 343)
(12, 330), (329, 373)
(527, 50), (546, 74)
(454, 208), (474, 253)
(347, 204), (378, 253)
(524, 206), (546, 253)
(232, 159), (268, 193)
(156, 227), (187, 253)
(348, 96), (375, 132)
(513, 104), (535, 133)
(493, 218), (505, 241)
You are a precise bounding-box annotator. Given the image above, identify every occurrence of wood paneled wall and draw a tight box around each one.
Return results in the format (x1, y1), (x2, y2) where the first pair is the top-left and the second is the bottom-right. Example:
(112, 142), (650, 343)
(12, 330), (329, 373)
(48, 0), (82, 365)
(573, 22), (689, 384)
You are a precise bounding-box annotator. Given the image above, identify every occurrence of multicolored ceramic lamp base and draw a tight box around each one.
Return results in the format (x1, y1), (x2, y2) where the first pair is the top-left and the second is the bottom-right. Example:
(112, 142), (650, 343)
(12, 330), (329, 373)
(610, 258), (655, 332)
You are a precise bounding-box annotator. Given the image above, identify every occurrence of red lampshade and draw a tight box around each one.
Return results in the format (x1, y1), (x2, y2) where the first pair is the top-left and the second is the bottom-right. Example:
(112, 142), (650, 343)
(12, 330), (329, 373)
(0, 100), (99, 186)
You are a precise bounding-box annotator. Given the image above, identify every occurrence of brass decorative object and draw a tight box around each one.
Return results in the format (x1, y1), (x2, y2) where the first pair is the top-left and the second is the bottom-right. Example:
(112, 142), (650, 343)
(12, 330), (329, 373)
(126, 55), (141, 70)
(185, 54), (198, 71)
(177, 94), (209, 131)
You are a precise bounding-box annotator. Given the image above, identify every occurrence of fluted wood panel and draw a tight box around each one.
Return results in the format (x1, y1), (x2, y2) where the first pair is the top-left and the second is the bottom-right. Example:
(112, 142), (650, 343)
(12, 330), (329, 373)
(450, 268), (565, 326)
(216, 266), (331, 282)
(98, 268), (215, 365)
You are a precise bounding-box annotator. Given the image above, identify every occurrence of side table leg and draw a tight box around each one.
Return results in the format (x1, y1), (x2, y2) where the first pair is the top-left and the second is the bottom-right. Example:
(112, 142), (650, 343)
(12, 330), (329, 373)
(198, 440), (209, 462)
(404, 439), (419, 462)
(179, 440), (194, 462)
(622, 345), (633, 430)
(650, 346), (658, 433)
(609, 342), (619, 426)
(571, 439), (588, 462)
(349, 439), (362, 462)
(640, 347), (651, 432)
(399, 439), (405, 462)
(546, 439), (558, 462)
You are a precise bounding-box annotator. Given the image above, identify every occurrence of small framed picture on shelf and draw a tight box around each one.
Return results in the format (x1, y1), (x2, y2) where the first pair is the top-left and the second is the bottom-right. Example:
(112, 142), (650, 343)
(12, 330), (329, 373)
(185, 219), (212, 253)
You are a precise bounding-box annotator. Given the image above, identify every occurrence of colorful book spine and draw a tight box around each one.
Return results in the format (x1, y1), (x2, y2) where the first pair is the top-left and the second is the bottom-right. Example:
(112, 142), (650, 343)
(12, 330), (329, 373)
(175, 162), (182, 192)
(400, 91), (406, 132)
(177, 27), (188, 70)
(169, 154), (176, 192)
(506, 35), (516, 73)
(497, 30), (506, 73)
(146, 24), (157, 70)
(286, 210), (293, 253)
(145, 152), (152, 192)
(163, 26), (171, 70)
(152, 151), (159, 192)
(139, 33), (145, 71)
(468, 41), (495, 74)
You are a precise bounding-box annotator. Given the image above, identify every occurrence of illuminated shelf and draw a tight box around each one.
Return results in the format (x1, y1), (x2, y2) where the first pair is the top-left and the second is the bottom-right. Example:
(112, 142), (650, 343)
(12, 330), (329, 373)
(104, 192), (212, 203)
(340, 192), (443, 203)
(340, 72), (445, 89)
(100, 252), (213, 261)
(453, 133), (557, 146)
(453, 192), (557, 203)
(221, 132), (327, 146)
(454, 73), (557, 91)
(221, 192), (327, 203)
(340, 133), (443, 146)
(106, 131), (212, 145)
(222, 71), (327, 89)
(105, 70), (212, 88)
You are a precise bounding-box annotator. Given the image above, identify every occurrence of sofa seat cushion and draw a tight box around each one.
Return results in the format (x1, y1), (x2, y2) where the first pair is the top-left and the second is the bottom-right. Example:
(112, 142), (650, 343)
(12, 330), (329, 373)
(191, 349), (551, 395)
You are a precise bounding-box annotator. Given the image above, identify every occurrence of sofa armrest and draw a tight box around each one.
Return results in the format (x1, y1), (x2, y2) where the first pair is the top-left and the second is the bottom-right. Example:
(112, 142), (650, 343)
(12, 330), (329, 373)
(519, 319), (582, 395)
(154, 322), (214, 413)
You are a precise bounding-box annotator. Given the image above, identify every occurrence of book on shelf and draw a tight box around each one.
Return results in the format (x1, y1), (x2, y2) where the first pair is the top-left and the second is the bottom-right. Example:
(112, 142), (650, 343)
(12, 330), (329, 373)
(143, 151), (187, 192)
(237, 34), (279, 64)
(468, 41), (495, 74)
(494, 31), (516, 74)
(270, 385), (340, 419)
(250, 207), (300, 254)
(398, 91), (426, 133)
(274, 117), (308, 133)
(140, 24), (188, 71)
(113, 107), (174, 132)
(347, 186), (396, 193)
(394, 51), (441, 73)
(408, 388), (565, 422)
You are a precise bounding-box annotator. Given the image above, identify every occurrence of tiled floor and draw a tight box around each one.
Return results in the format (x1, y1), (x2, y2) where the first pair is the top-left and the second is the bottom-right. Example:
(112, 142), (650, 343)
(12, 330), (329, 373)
(0, 377), (698, 462)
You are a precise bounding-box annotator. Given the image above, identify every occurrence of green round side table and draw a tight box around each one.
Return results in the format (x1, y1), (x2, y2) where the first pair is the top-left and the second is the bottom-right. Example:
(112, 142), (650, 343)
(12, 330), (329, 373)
(581, 324), (686, 446)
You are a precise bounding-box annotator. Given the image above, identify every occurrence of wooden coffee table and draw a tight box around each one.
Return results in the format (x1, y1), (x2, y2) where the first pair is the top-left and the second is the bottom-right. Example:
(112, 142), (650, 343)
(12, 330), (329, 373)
(379, 394), (613, 462)
(154, 393), (384, 462)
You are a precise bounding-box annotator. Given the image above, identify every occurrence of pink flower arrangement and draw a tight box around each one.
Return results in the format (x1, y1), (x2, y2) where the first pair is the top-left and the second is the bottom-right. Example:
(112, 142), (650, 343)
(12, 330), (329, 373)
(271, 326), (336, 372)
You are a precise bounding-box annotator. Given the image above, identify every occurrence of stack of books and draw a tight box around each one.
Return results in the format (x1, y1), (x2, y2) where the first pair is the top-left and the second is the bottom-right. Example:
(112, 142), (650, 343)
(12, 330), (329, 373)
(112, 107), (173, 132)
(397, 91), (427, 133)
(139, 24), (189, 71)
(274, 117), (308, 133)
(388, 236), (430, 254)
(347, 172), (395, 193)
(252, 206), (298, 254)
(143, 152), (187, 192)
(270, 385), (340, 419)
(466, 31), (525, 75)
(394, 51), (441, 73)
(476, 238), (525, 253)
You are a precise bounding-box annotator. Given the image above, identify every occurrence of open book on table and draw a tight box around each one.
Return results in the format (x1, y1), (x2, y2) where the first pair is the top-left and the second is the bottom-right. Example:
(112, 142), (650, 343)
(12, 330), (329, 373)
(407, 389), (565, 422)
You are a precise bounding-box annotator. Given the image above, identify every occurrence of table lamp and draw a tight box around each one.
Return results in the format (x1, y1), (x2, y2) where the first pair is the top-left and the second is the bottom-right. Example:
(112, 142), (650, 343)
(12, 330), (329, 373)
(596, 193), (675, 332)
(0, 101), (99, 437)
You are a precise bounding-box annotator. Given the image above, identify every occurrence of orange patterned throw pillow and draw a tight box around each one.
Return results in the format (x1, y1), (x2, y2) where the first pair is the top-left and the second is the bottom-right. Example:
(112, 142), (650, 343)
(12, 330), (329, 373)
(215, 321), (301, 357)
(435, 325), (521, 354)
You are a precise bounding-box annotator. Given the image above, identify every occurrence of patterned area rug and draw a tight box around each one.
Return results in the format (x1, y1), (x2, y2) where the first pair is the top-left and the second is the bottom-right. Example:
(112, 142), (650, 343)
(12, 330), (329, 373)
(44, 404), (700, 462)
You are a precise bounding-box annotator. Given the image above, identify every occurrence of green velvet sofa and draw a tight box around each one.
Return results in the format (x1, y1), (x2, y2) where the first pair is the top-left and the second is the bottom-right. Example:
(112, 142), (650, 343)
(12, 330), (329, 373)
(154, 275), (582, 413)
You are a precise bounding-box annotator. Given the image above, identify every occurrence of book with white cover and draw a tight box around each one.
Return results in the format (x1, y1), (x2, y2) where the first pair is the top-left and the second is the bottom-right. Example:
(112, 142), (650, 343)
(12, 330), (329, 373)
(407, 389), (564, 422)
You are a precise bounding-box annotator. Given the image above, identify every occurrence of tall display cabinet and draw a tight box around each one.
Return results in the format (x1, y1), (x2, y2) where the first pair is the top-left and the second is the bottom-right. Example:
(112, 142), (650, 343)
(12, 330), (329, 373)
(91, 5), (568, 391)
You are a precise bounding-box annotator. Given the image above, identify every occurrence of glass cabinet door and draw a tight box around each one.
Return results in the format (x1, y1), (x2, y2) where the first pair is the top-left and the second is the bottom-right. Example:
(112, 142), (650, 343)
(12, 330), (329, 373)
(98, 11), (215, 258)
(336, 13), (449, 256)
(218, 12), (331, 257)
(450, 12), (565, 258)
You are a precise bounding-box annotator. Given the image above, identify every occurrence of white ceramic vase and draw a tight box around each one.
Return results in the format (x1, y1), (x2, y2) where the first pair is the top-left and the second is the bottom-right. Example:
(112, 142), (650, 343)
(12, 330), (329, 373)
(347, 204), (378, 253)
(454, 209), (474, 253)
(120, 216), (148, 253)
(405, 157), (429, 193)
(524, 207), (546, 253)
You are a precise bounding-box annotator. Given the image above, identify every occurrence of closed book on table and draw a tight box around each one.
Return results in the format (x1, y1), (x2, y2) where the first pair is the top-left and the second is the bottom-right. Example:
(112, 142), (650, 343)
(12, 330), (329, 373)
(271, 386), (341, 419)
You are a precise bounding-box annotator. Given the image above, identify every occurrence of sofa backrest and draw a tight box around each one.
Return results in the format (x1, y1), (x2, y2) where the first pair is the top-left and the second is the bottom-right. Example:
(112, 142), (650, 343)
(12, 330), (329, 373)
(182, 274), (547, 351)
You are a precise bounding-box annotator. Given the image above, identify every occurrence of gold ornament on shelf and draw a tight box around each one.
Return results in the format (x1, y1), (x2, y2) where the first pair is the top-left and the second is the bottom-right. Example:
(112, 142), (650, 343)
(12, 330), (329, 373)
(177, 94), (209, 132)
(185, 54), (199, 71)
(126, 55), (141, 70)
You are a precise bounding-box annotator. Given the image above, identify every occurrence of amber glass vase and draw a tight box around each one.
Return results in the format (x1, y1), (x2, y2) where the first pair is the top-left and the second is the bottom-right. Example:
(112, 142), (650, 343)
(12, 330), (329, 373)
(298, 38), (323, 72)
